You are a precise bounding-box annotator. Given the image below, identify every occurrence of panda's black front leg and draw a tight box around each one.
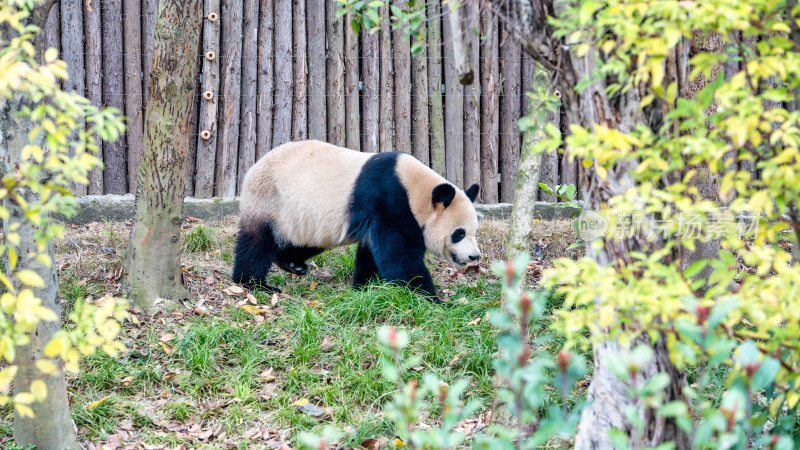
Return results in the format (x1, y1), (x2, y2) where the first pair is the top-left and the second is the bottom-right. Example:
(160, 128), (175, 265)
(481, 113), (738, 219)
(353, 242), (380, 288)
(368, 229), (438, 299)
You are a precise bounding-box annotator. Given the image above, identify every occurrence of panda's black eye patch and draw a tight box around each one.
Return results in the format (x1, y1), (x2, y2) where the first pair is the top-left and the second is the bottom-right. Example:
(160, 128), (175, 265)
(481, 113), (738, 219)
(452, 228), (466, 243)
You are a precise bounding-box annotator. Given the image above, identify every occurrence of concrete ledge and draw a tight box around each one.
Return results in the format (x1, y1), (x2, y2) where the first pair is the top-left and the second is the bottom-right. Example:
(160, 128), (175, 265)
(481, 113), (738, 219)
(56, 195), (579, 224)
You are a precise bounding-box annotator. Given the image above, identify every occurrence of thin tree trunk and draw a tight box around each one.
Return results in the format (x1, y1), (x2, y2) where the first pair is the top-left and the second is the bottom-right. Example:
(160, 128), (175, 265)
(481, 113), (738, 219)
(102, 0), (128, 194)
(379, 4), (394, 151)
(428, 1), (445, 175)
(362, 28), (380, 153)
(306, 0), (326, 141)
(392, 0), (412, 154)
(480, 10), (499, 203)
(84, 0), (103, 194)
(194, 0), (222, 198)
(215, 0), (243, 197)
(326, 0), (345, 146)
(443, 5), (464, 187)
(256, 0), (275, 160)
(44, 5), (60, 64)
(124, 0), (144, 193)
(272, 0), (292, 147)
(126, 0), (202, 310)
(410, 3), (429, 165)
(2, 8), (79, 446)
(143, 0), (159, 100)
(237, 0), (260, 191)
(62, 0), (86, 196)
(292, 0), (308, 141)
(462, 0), (480, 192)
(499, 23), (521, 202)
(344, 13), (360, 150)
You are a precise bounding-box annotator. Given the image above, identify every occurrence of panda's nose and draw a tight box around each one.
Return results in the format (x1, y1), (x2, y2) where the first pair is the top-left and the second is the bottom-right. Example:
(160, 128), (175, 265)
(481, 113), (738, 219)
(469, 254), (480, 262)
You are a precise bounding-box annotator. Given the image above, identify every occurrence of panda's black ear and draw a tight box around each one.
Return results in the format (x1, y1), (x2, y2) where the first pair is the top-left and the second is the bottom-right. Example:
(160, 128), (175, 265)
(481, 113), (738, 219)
(432, 183), (456, 208)
(465, 184), (479, 203)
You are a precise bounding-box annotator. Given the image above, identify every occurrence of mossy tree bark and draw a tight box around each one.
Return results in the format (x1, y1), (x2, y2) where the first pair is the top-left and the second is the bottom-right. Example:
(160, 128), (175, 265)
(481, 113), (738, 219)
(126, 0), (202, 311)
(0, 4), (79, 448)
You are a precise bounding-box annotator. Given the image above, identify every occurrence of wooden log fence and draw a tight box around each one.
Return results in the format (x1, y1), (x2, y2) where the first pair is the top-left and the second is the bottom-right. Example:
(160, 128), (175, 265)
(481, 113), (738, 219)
(46, 2), (587, 202)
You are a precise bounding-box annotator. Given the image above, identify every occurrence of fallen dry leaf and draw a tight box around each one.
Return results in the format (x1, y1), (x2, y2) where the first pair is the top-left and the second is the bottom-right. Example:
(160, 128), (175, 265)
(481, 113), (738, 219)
(239, 304), (269, 315)
(159, 341), (175, 354)
(120, 376), (134, 386)
(160, 333), (175, 342)
(468, 316), (481, 326)
(292, 398), (309, 407)
(271, 293), (279, 306)
(360, 438), (380, 450)
(87, 396), (110, 410)
(225, 285), (245, 295)
(259, 367), (276, 382)
(246, 293), (258, 304)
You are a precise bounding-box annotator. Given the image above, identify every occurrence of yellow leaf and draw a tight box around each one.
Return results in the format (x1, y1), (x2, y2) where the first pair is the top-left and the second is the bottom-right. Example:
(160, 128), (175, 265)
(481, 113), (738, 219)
(35, 359), (58, 375)
(36, 306), (58, 322)
(44, 47), (58, 63)
(30, 379), (47, 402)
(292, 398), (309, 407)
(395, 437), (405, 448)
(309, 281), (319, 291)
(44, 334), (67, 358)
(16, 270), (45, 288)
(159, 341), (174, 354)
(14, 392), (35, 405)
(15, 403), (33, 418)
(239, 304), (268, 315)
(596, 164), (608, 180)
(599, 304), (615, 328)
(87, 396), (110, 410)
(0, 366), (18, 393)
(787, 391), (800, 409)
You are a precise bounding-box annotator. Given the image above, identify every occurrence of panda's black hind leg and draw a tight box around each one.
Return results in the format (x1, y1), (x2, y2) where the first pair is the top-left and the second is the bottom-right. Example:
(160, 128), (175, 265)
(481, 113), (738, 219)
(353, 242), (380, 288)
(232, 222), (282, 292)
(276, 246), (324, 275)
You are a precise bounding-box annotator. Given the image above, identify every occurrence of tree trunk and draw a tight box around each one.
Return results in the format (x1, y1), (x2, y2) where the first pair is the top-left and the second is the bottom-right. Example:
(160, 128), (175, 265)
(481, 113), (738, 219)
(194, 0), (222, 198)
(326, 0), (345, 146)
(102, 0), (128, 194)
(362, 28), (380, 153)
(292, 0), (308, 141)
(256, 0), (275, 160)
(62, 0), (86, 196)
(379, 5), (394, 151)
(410, 3), (429, 165)
(443, 5), (464, 187)
(1, 7), (79, 447)
(142, 0), (159, 100)
(126, 0), (202, 310)
(124, 0), (145, 193)
(480, 10), (499, 203)
(306, 0), (326, 141)
(427, 1), (445, 175)
(84, 0), (103, 194)
(499, 23), (521, 202)
(392, 0), (411, 154)
(344, 13), (360, 150)
(237, 0), (260, 190)
(215, 0), (243, 197)
(462, 0), (480, 192)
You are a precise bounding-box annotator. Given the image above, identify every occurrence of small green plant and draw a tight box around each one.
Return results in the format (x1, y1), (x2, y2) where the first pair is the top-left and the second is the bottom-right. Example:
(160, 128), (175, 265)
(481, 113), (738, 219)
(184, 225), (213, 253)
(538, 182), (579, 209)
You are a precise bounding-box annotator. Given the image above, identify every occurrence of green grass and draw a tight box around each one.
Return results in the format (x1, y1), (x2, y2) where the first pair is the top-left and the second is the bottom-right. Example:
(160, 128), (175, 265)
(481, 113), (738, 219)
(184, 224), (214, 253)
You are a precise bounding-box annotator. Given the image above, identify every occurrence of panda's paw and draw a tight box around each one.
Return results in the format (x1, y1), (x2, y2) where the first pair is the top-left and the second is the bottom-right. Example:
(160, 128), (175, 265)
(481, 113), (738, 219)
(276, 261), (308, 276)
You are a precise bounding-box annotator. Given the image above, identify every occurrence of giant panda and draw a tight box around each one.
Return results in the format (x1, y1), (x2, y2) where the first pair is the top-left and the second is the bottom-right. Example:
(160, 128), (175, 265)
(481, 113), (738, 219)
(232, 140), (481, 299)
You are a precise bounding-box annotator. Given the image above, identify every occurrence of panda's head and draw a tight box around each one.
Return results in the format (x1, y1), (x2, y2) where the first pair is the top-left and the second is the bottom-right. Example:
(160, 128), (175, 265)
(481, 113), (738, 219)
(424, 183), (481, 267)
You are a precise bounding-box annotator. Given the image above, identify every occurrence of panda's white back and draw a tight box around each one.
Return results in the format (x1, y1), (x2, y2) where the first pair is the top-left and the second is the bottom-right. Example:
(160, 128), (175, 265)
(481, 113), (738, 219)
(239, 140), (372, 248)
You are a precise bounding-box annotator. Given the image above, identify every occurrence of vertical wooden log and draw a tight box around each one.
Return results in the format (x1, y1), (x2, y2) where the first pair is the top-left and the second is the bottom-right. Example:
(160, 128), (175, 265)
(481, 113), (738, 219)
(462, 1), (480, 193)
(306, 0), (326, 141)
(237, 0), (260, 192)
(44, 4), (60, 57)
(102, 0), (128, 194)
(256, 0), (274, 160)
(84, 0), (103, 194)
(185, 39), (203, 196)
(361, 29), (380, 153)
(215, 0), (243, 197)
(326, 0), (345, 146)
(124, 0), (144, 193)
(143, 0), (159, 100)
(392, 0), (411, 153)
(428, 1), (445, 175)
(539, 100), (561, 202)
(379, 5), (394, 151)
(499, 23), (521, 202)
(410, 3), (429, 165)
(62, 0), (86, 196)
(344, 15), (360, 150)
(292, 0), (308, 140)
(272, 0), (293, 147)
(479, 10), (499, 203)
(194, 0), (222, 198)
(443, 4), (464, 188)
